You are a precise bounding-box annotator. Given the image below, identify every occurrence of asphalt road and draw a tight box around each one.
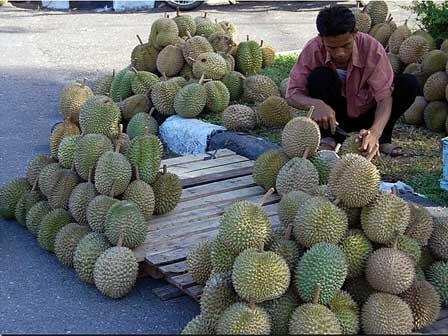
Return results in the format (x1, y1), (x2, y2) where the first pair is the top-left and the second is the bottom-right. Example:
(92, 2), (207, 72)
(0, 1), (414, 334)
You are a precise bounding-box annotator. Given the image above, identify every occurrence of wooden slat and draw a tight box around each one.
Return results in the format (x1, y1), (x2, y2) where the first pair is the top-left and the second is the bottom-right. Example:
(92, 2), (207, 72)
(438, 309), (448, 321)
(420, 318), (448, 334)
(152, 285), (185, 301)
(168, 273), (196, 288)
(161, 149), (236, 166)
(179, 161), (254, 179)
(159, 261), (188, 275)
(184, 285), (203, 302)
(181, 166), (253, 188)
(168, 154), (250, 176)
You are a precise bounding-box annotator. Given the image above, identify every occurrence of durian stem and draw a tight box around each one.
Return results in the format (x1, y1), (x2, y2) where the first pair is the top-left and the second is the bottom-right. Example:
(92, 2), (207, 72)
(392, 232), (399, 250)
(131, 67), (138, 74)
(176, 7), (180, 16)
(204, 12), (207, 18)
(136, 34), (144, 45)
(144, 126), (150, 137)
(215, 18), (218, 24)
(335, 143), (342, 153)
(162, 72), (168, 81)
(82, 78), (88, 88)
(162, 164), (168, 175)
(110, 181), (116, 198)
(135, 165), (140, 181)
(284, 224), (293, 240)
(112, 69), (115, 78)
(117, 234), (124, 247)
(259, 187), (275, 206)
(239, 75), (246, 81)
(115, 143), (121, 153)
(246, 35), (249, 41)
(149, 107), (155, 117)
(306, 105), (315, 119)
(302, 147), (310, 159)
(366, 144), (379, 162)
(187, 56), (196, 63)
(118, 124), (123, 135)
(260, 40), (264, 47)
(249, 301), (256, 310)
(32, 178), (39, 192)
(312, 283), (321, 304)
(87, 167), (93, 184)
(334, 198), (341, 206)
(199, 73), (205, 85)
(71, 161), (76, 173)
(186, 31), (193, 39)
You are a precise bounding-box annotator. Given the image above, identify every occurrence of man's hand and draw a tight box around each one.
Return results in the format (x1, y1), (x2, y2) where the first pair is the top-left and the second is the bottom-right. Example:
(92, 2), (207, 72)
(357, 129), (380, 158)
(313, 101), (337, 134)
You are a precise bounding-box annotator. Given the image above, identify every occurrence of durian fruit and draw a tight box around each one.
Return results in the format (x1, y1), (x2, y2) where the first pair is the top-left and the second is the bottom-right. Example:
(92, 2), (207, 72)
(277, 190), (311, 228)
(221, 104), (257, 131)
(276, 157), (319, 196)
(293, 196), (348, 248)
(60, 79), (94, 123)
(126, 110), (159, 140)
(365, 241), (415, 295)
(186, 239), (213, 285)
(126, 131), (162, 186)
(191, 52), (228, 80)
(73, 232), (112, 284)
(371, 16), (395, 47)
(422, 50), (448, 75)
(195, 13), (219, 38)
(104, 200), (147, 249)
(258, 96), (294, 128)
(236, 36), (263, 76)
(219, 20), (237, 41)
(388, 20), (411, 54)
(209, 31), (234, 54)
(151, 76), (185, 116)
(26, 154), (55, 186)
(268, 233), (302, 270)
(343, 276), (375, 306)
(210, 236), (239, 273)
(156, 45), (185, 77)
(419, 246), (435, 273)
(119, 94), (151, 121)
(47, 168), (80, 210)
(289, 283), (342, 334)
(424, 71), (448, 101)
(404, 96), (427, 125)
(281, 109), (320, 159)
(424, 100), (448, 132)
(38, 208), (73, 252)
(215, 302), (271, 335)
(405, 203), (434, 246)
(329, 153), (380, 208)
(413, 30), (437, 50)
(78, 95), (121, 138)
(339, 133), (362, 156)
(93, 246), (139, 299)
(328, 290), (360, 334)
(219, 191), (273, 253)
(388, 52), (403, 75)
(352, 7), (371, 33)
(174, 75), (207, 118)
(341, 229), (373, 279)
(173, 9), (196, 38)
(68, 168), (98, 226)
(182, 33), (214, 66)
(149, 17), (179, 50)
(86, 194), (119, 233)
(180, 63), (194, 81)
(242, 74), (280, 103)
(361, 191), (410, 244)
(152, 165), (182, 215)
(131, 35), (158, 72)
(204, 80), (231, 113)
(252, 149), (289, 191)
(130, 69), (160, 95)
(112, 124), (130, 155)
(441, 39), (448, 54)
(26, 201), (51, 236)
(403, 62), (430, 88)
(260, 40), (275, 68)
(110, 67), (135, 103)
(429, 217), (448, 259)
(232, 248), (290, 303)
(399, 35), (430, 64)
(93, 70), (115, 96)
(427, 261), (448, 306)
(221, 71), (244, 101)
(122, 169), (155, 221)
(49, 119), (81, 160)
(38, 163), (62, 198)
(74, 133), (113, 181)
(54, 223), (90, 267)
(365, 0), (388, 26)
(400, 279), (441, 330)
(182, 315), (214, 335)
(279, 78), (289, 98)
(309, 157), (332, 185)
(295, 242), (347, 304)
(260, 290), (299, 335)
(58, 135), (82, 169)
(14, 182), (44, 226)
(361, 293), (414, 334)
(388, 234), (422, 264)
(200, 272), (238, 328)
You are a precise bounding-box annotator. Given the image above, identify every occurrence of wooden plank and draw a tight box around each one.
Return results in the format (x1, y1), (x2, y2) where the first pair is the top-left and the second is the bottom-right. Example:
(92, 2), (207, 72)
(437, 309), (448, 321)
(168, 154), (251, 176)
(152, 285), (185, 301)
(181, 166), (253, 188)
(168, 273), (196, 288)
(179, 161), (254, 179)
(184, 285), (203, 302)
(161, 149), (236, 166)
(420, 318), (448, 334)
(159, 261), (189, 275)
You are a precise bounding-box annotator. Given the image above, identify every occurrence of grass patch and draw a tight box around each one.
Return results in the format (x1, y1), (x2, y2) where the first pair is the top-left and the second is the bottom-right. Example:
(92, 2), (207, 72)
(260, 53), (299, 86)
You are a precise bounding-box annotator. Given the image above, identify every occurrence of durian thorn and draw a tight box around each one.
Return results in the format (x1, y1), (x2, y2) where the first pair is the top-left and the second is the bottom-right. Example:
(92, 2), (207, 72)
(335, 143), (342, 153)
(149, 107), (155, 117)
(117, 234), (124, 247)
(199, 73), (205, 85)
(115, 143), (121, 153)
(284, 224), (293, 240)
(136, 34), (144, 45)
(162, 164), (168, 175)
(259, 187), (275, 206)
(312, 283), (321, 304)
(131, 67), (138, 74)
(32, 178), (39, 192)
(176, 7), (180, 16)
(366, 144), (379, 162)
(135, 165), (140, 181)
(302, 147), (310, 159)
(144, 126), (150, 136)
(334, 198), (341, 206)
(81, 78), (88, 88)
(260, 40), (264, 47)
(249, 301), (256, 310)
(306, 105), (315, 119)
(87, 166), (93, 184)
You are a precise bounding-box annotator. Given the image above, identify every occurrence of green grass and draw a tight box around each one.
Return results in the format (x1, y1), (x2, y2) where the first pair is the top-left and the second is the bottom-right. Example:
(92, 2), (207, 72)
(260, 53), (299, 86)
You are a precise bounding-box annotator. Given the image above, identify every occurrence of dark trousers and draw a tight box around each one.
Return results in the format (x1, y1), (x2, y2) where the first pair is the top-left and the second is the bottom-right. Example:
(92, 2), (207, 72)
(306, 67), (420, 144)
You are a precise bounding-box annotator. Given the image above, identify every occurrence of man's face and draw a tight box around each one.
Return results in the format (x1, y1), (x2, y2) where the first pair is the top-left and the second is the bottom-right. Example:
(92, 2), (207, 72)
(321, 32), (355, 68)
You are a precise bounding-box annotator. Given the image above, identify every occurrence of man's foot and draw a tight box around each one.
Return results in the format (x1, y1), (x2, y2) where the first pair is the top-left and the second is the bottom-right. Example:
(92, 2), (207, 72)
(319, 137), (337, 151)
(379, 143), (403, 157)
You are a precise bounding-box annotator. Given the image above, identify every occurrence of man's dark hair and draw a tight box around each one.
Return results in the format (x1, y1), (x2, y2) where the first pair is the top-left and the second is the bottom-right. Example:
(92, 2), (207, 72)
(316, 5), (356, 36)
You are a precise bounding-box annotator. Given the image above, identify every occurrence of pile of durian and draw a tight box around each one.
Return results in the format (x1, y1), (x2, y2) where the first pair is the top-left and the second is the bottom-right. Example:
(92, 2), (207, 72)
(0, 76), (183, 300)
(183, 107), (448, 335)
(354, 1), (448, 133)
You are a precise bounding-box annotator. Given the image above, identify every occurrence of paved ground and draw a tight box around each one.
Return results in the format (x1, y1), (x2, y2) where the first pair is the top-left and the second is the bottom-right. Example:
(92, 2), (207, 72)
(0, 1), (415, 334)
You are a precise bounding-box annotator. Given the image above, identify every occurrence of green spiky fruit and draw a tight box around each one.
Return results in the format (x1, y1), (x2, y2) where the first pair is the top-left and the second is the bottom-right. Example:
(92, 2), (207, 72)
(216, 303), (271, 335)
(94, 150), (132, 197)
(152, 170), (182, 215)
(74, 134), (113, 181)
(328, 290), (360, 334)
(289, 302), (342, 335)
(182, 35), (214, 66)
(130, 71), (160, 95)
(182, 315), (214, 335)
(93, 246), (139, 298)
(186, 240), (213, 285)
(156, 45), (185, 77)
(221, 104), (257, 131)
(173, 14), (196, 37)
(68, 178), (98, 226)
(151, 77), (185, 116)
(427, 261), (448, 306)
(429, 217), (448, 259)
(400, 279), (441, 330)
(361, 192), (410, 244)
(73, 232), (111, 284)
(60, 80), (94, 123)
(192, 52), (228, 80)
(149, 17), (179, 50)
(58, 135), (82, 169)
(260, 291), (298, 335)
(404, 62), (430, 88)
(131, 38), (158, 72)
(366, 0), (388, 26)
(277, 190), (311, 228)
(252, 149), (289, 191)
(93, 71), (114, 96)
(219, 200), (272, 253)
(339, 133), (363, 156)
(38, 208), (73, 252)
(174, 81), (207, 118)
(261, 43), (276, 68)
(343, 276), (375, 306)
(399, 35), (430, 64)
(110, 67), (135, 103)
(104, 200), (147, 249)
(47, 168), (80, 210)
(293, 196), (348, 248)
(195, 16), (219, 38)
(15, 189), (44, 226)
(122, 179), (154, 221)
(26, 201), (51, 236)
(26, 154), (55, 186)
(204, 80), (230, 113)
(276, 158), (319, 196)
(389, 234), (422, 264)
(54, 223), (90, 267)
(310, 157), (332, 185)
(38, 163), (62, 197)
(413, 30), (437, 50)
(281, 116), (320, 159)
(422, 50), (448, 75)
(361, 293), (413, 334)
(404, 96), (427, 125)
(424, 71), (448, 101)
(242, 75), (280, 103)
(268, 235), (302, 270)
(388, 21), (411, 54)
(258, 96), (294, 128)
(366, 246), (415, 294)
(232, 249), (290, 303)
(419, 246), (435, 272)
(119, 94), (151, 121)
(49, 119), (81, 160)
(221, 71), (244, 101)
(425, 100), (448, 132)
(79, 95), (121, 138)
(340, 229), (373, 279)
(296, 243), (348, 304)
(236, 39), (263, 76)
(210, 237), (238, 273)
(86, 195), (119, 233)
(126, 112), (159, 140)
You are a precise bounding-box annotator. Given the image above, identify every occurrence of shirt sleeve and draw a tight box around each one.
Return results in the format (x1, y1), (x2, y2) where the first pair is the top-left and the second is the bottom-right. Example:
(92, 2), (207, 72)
(285, 43), (318, 99)
(367, 42), (394, 103)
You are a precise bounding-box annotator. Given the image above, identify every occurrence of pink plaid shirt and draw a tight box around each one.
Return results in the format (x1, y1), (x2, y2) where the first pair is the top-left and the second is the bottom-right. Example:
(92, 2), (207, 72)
(286, 32), (394, 118)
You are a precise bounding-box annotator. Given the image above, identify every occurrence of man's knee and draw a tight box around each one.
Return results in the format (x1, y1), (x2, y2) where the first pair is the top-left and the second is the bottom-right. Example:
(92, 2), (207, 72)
(307, 66), (340, 97)
(394, 73), (421, 99)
